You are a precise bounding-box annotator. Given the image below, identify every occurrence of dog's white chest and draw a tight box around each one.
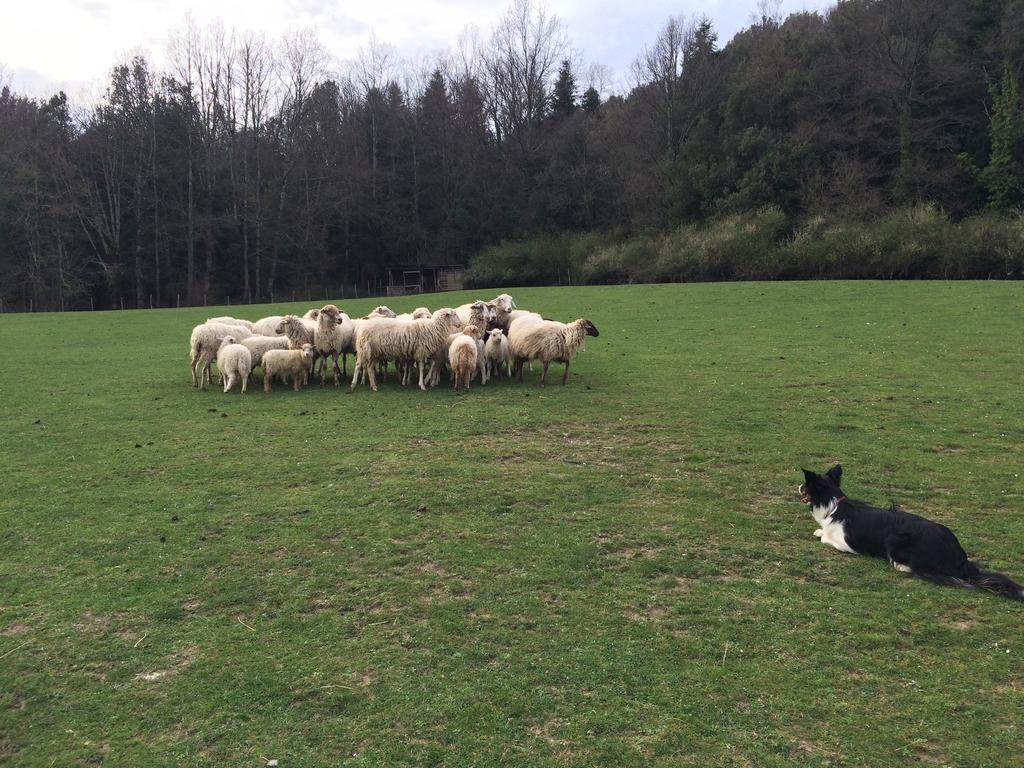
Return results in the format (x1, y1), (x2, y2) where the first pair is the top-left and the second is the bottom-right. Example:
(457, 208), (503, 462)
(811, 504), (855, 554)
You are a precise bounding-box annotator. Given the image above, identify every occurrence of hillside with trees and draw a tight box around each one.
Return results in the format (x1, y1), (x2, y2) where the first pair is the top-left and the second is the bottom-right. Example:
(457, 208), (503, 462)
(1, 0), (1022, 311)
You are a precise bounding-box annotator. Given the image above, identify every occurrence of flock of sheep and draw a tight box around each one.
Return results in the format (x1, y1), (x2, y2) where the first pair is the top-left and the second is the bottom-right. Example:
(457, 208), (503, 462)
(188, 293), (600, 394)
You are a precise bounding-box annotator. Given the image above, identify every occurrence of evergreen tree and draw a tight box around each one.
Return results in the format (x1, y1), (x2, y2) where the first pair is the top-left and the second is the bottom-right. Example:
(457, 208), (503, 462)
(980, 64), (1023, 210)
(581, 86), (601, 114)
(550, 59), (577, 118)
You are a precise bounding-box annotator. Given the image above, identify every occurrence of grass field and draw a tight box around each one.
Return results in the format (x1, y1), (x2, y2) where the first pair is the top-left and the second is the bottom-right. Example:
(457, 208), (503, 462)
(1, 281), (1023, 767)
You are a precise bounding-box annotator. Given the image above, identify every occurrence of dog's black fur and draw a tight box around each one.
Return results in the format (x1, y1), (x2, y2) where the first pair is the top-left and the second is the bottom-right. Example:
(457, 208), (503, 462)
(799, 465), (1023, 600)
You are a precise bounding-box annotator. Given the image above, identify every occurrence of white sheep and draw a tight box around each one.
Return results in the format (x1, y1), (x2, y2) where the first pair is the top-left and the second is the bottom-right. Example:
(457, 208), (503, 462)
(489, 294), (517, 330)
(262, 344), (316, 392)
(456, 300), (497, 331)
(216, 336), (253, 393)
(364, 306), (397, 319)
(276, 314), (317, 349)
(252, 315), (285, 336)
(240, 335), (291, 373)
(206, 316), (253, 329)
(508, 317), (600, 386)
(449, 326), (481, 392)
(314, 304), (356, 386)
(189, 322), (254, 388)
(484, 328), (510, 378)
(411, 307), (432, 319)
(351, 308), (462, 392)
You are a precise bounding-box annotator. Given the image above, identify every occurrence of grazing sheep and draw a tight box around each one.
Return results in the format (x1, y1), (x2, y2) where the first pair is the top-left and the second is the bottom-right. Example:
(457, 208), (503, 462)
(411, 307), (432, 319)
(240, 335), (291, 374)
(206, 316), (253, 329)
(314, 304), (356, 386)
(303, 308), (321, 322)
(263, 344), (316, 392)
(364, 306), (397, 319)
(508, 317), (600, 386)
(484, 328), (510, 378)
(216, 336), (253, 393)
(351, 308), (462, 392)
(252, 315), (285, 336)
(449, 326), (481, 392)
(189, 322), (255, 388)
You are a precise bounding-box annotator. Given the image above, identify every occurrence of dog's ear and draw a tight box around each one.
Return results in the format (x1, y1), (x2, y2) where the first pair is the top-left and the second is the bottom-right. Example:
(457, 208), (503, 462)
(802, 468), (819, 485)
(826, 464), (843, 483)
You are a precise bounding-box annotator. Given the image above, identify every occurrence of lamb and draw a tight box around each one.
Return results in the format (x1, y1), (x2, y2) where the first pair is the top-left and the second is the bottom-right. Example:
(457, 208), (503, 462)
(251, 315), (285, 336)
(449, 326), (482, 392)
(484, 328), (510, 378)
(240, 334), (291, 373)
(216, 336), (253, 393)
(189, 322), (254, 388)
(351, 308), (462, 391)
(314, 304), (356, 386)
(508, 317), (600, 386)
(262, 344), (316, 392)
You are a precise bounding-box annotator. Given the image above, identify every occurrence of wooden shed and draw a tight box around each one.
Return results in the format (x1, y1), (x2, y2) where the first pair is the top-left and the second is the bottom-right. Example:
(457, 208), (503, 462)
(385, 265), (466, 296)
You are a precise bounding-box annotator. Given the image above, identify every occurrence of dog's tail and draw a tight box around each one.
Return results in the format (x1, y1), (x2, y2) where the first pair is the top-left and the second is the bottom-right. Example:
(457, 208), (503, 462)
(920, 563), (1024, 601)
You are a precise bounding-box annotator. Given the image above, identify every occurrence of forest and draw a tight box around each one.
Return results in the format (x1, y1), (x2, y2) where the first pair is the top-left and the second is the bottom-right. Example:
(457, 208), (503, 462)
(1, 0), (1022, 312)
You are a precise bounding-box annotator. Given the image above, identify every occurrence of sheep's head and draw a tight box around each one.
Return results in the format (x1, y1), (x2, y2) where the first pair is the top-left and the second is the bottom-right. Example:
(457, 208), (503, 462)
(367, 305), (396, 319)
(220, 335), (237, 349)
(581, 319), (599, 338)
(486, 328), (504, 343)
(433, 308), (461, 330)
(320, 305), (344, 324)
(303, 308), (321, 321)
(276, 315), (299, 335)
(412, 307), (432, 319)
(300, 343), (316, 360)
(492, 294), (516, 312)
(463, 325), (481, 340)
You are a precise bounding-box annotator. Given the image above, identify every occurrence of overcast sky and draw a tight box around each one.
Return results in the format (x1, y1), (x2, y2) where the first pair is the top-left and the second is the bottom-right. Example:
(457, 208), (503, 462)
(1, 0), (834, 102)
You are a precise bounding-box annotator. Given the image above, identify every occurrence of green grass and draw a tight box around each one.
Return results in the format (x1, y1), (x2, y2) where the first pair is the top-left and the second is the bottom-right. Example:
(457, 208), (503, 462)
(2, 282), (1023, 767)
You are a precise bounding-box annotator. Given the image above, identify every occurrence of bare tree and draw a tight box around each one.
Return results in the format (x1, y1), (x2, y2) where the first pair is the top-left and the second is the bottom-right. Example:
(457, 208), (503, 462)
(484, 0), (567, 148)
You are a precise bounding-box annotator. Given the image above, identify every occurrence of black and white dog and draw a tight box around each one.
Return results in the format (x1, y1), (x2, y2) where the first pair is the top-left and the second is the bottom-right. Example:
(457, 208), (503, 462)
(798, 465), (1023, 600)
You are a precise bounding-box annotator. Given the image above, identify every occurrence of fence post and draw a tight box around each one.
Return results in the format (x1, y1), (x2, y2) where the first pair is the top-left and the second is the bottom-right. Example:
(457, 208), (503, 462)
(149, 293), (153, 309)
(120, 296), (124, 311)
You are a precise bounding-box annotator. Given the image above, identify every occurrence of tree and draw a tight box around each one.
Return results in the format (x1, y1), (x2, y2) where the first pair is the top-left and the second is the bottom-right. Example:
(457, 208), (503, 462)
(581, 86), (600, 114)
(550, 59), (577, 117)
(960, 63), (1024, 210)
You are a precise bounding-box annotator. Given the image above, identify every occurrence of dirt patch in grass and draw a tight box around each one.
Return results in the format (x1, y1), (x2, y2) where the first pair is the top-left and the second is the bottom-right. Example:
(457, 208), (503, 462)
(135, 646), (199, 683)
(913, 742), (950, 765)
(2, 622), (31, 636)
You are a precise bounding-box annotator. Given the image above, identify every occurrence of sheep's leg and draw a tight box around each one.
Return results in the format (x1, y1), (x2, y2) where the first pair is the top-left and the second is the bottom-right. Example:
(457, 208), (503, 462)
(241, 372), (248, 394)
(367, 363), (378, 392)
(418, 358), (428, 391)
(515, 358), (524, 383)
(540, 361), (549, 386)
(562, 361), (570, 385)
(332, 351), (341, 386)
(190, 354), (199, 387)
(341, 352), (348, 378)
